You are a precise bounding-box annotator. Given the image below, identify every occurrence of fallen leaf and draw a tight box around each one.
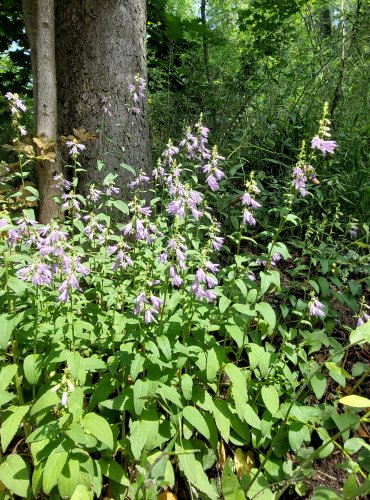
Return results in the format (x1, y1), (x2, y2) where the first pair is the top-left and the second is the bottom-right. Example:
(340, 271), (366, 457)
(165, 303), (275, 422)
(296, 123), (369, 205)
(158, 492), (177, 500)
(234, 448), (254, 477)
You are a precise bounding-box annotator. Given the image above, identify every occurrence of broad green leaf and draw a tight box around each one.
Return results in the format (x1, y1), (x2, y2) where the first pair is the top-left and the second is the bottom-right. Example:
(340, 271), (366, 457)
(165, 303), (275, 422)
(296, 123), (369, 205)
(157, 335), (172, 361)
(119, 162), (136, 175)
(310, 373), (327, 400)
(339, 395), (370, 408)
(82, 413), (114, 449)
(58, 458), (80, 498)
(241, 404), (261, 430)
(312, 487), (342, 500)
(288, 422), (310, 452)
(235, 278), (248, 297)
(183, 406), (217, 448)
(222, 458), (245, 500)
(224, 363), (248, 402)
(260, 270), (280, 295)
(233, 303), (255, 316)
(71, 484), (94, 500)
(30, 389), (60, 415)
(99, 458), (130, 486)
(111, 199), (129, 214)
(1, 405), (29, 452)
(255, 302), (276, 335)
(0, 390), (16, 407)
(132, 378), (150, 416)
(176, 444), (218, 499)
(23, 354), (43, 385)
(0, 454), (30, 497)
(212, 399), (231, 442)
(129, 412), (159, 460)
(219, 295), (231, 314)
(0, 315), (20, 351)
(0, 364), (18, 390)
(261, 386), (279, 415)
(157, 383), (183, 408)
(43, 450), (69, 494)
(206, 348), (219, 382)
(325, 362), (352, 379)
(350, 321), (370, 345)
(181, 374), (193, 400)
(67, 351), (81, 380)
(130, 353), (145, 382)
(225, 324), (244, 349)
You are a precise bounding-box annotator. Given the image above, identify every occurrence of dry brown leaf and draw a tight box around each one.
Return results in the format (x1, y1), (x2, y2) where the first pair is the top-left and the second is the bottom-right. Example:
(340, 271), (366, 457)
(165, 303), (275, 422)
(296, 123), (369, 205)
(73, 127), (96, 141)
(219, 440), (227, 465)
(158, 492), (177, 500)
(234, 448), (254, 477)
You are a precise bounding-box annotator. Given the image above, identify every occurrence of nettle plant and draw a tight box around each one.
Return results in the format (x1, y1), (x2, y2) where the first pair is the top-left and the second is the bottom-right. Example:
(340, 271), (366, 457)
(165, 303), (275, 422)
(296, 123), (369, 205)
(0, 92), (370, 500)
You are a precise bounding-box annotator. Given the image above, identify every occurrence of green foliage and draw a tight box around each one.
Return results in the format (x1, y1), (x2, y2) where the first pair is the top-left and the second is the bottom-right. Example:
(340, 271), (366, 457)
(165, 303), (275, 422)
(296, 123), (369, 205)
(0, 105), (369, 499)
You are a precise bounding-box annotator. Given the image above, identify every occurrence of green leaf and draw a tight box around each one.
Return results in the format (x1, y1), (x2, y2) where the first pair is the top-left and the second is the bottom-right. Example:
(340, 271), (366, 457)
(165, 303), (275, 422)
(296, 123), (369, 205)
(71, 484), (94, 500)
(235, 279), (248, 297)
(224, 363), (248, 402)
(130, 353), (145, 382)
(339, 395), (370, 408)
(260, 270), (280, 294)
(241, 404), (261, 430)
(183, 406), (217, 448)
(219, 295), (231, 314)
(82, 413), (114, 449)
(119, 162), (136, 175)
(212, 399), (231, 442)
(0, 390), (16, 407)
(43, 450), (69, 494)
(23, 354), (43, 385)
(0, 364), (18, 390)
(255, 302), (276, 335)
(222, 458), (246, 499)
(111, 199), (129, 215)
(350, 321), (370, 345)
(325, 362), (352, 379)
(181, 374), (193, 400)
(58, 458), (80, 498)
(30, 389), (60, 415)
(1, 405), (29, 452)
(233, 303), (255, 316)
(0, 315), (20, 351)
(312, 487), (342, 499)
(310, 373), (327, 400)
(288, 422), (310, 452)
(261, 386), (279, 415)
(225, 324), (244, 349)
(0, 454), (30, 497)
(67, 351), (81, 380)
(176, 444), (218, 499)
(129, 409), (159, 460)
(99, 458), (130, 486)
(97, 160), (105, 171)
(206, 348), (219, 382)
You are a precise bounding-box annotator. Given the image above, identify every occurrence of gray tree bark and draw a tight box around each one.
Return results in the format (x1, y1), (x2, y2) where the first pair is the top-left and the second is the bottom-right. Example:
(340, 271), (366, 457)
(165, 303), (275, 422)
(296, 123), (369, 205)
(23, 0), (61, 223)
(55, 0), (151, 195)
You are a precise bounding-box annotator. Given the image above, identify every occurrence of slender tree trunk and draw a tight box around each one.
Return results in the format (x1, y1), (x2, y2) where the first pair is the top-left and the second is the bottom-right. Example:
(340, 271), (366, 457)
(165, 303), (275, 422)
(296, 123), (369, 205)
(22, 0), (38, 118)
(22, 0), (61, 223)
(55, 0), (151, 197)
(201, 0), (211, 84)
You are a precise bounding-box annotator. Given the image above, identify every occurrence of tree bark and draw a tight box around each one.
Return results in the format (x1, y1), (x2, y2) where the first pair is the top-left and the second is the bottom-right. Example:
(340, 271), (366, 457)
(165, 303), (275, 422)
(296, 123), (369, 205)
(22, 0), (61, 223)
(55, 0), (151, 197)
(201, 0), (211, 84)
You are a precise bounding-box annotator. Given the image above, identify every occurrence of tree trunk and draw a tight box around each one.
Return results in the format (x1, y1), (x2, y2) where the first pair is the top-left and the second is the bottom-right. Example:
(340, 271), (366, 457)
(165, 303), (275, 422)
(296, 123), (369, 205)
(201, 0), (211, 84)
(22, 0), (61, 223)
(55, 0), (151, 197)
